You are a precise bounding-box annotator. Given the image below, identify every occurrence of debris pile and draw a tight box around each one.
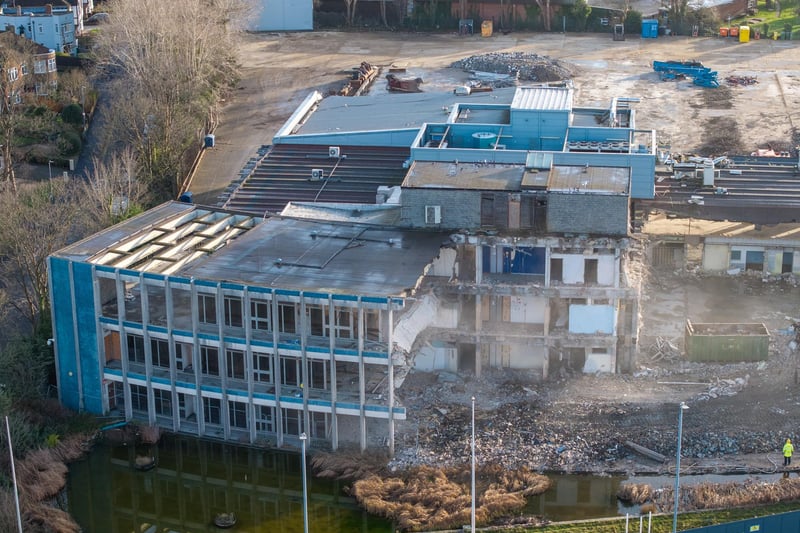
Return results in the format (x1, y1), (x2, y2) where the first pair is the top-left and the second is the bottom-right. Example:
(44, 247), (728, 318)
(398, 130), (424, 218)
(725, 75), (758, 86)
(646, 336), (681, 361)
(450, 52), (574, 83)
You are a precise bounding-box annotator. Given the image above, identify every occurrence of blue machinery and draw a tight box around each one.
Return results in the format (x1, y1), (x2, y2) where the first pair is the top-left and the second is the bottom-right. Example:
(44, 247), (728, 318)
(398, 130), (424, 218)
(653, 60), (720, 88)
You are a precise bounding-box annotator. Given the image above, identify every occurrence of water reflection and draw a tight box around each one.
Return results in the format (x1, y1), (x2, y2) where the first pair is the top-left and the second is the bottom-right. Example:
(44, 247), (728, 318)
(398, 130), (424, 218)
(69, 436), (786, 531)
(67, 435), (393, 533)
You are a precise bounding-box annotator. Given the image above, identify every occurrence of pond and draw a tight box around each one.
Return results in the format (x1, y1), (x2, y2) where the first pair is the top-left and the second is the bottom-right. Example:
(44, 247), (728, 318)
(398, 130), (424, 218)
(68, 434), (785, 532)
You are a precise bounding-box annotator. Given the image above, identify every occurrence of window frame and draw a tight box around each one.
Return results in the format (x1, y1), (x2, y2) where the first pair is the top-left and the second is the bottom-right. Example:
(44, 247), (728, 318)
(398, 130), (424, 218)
(200, 345), (219, 376)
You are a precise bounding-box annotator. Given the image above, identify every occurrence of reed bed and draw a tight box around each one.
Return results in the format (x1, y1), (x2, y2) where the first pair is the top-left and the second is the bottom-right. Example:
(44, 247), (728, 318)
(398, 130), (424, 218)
(350, 464), (551, 531)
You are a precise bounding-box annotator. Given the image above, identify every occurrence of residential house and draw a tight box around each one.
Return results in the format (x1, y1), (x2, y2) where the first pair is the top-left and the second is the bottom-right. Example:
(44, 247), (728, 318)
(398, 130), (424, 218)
(1, 27), (58, 101)
(0, 3), (77, 55)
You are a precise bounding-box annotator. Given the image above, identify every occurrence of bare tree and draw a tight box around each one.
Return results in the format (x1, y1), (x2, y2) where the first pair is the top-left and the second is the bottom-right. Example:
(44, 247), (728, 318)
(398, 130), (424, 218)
(0, 34), (38, 193)
(92, 0), (253, 200)
(82, 148), (146, 227)
(0, 181), (88, 334)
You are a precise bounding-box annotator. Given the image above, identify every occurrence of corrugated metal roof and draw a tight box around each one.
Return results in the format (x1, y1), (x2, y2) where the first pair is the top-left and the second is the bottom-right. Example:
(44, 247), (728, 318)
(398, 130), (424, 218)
(511, 86), (573, 111)
(224, 144), (410, 215)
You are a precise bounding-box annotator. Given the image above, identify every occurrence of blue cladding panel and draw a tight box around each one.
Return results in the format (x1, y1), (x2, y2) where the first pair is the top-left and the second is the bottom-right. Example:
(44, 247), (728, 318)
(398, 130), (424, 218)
(50, 257), (79, 411)
(73, 262), (102, 413)
(502, 247), (545, 274)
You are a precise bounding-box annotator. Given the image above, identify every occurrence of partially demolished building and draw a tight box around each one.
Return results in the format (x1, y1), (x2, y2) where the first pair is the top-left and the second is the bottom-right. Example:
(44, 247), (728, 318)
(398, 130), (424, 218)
(48, 83), (656, 451)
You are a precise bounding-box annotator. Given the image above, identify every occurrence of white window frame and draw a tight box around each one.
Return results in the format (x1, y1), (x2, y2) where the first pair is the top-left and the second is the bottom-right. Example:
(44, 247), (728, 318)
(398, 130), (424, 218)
(425, 205), (441, 224)
(253, 352), (272, 383)
(8, 68), (18, 82)
(250, 299), (270, 331)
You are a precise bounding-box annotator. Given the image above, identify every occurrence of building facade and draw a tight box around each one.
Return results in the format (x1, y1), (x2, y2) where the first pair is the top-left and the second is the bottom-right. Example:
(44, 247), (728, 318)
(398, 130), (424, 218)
(50, 84), (656, 450)
(0, 4), (77, 54)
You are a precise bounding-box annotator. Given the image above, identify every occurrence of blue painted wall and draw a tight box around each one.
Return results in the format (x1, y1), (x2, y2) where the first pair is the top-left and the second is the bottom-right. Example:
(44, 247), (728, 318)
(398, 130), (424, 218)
(276, 129), (420, 147)
(49, 257), (80, 411)
(72, 262), (102, 412)
(553, 152), (655, 199)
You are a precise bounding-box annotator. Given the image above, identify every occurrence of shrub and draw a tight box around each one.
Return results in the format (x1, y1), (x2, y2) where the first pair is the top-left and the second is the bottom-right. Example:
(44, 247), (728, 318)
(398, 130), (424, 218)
(57, 130), (82, 156)
(60, 103), (84, 126)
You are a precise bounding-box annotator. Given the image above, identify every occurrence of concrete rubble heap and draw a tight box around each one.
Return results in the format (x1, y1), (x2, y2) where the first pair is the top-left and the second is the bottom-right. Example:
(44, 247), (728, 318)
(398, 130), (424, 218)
(450, 52), (574, 83)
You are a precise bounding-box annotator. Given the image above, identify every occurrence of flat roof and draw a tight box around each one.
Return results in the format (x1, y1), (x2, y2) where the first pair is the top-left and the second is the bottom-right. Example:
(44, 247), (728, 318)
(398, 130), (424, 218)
(403, 161), (525, 190)
(511, 86), (573, 111)
(293, 88), (517, 136)
(547, 165), (629, 194)
(180, 217), (448, 297)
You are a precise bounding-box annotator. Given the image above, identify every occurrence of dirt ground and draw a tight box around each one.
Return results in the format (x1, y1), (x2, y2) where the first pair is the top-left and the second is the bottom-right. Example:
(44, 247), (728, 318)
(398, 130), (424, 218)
(191, 31), (800, 475)
(190, 31), (800, 204)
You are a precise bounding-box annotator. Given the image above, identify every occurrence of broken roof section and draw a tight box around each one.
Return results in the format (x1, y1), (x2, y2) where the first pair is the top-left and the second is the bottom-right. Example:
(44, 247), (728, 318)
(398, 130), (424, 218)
(56, 202), (262, 274)
(403, 161), (526, 190)
(547, 165), (630, 195)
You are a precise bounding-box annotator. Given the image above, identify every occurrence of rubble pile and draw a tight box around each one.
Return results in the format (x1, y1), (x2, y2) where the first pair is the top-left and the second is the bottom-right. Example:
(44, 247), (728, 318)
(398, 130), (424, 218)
(450, 52), (574, 83)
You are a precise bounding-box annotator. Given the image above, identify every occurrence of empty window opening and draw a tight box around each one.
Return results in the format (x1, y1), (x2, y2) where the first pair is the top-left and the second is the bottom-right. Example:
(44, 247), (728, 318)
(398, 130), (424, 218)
(585, 259), (598, 284)
(550, 258), (563, 283)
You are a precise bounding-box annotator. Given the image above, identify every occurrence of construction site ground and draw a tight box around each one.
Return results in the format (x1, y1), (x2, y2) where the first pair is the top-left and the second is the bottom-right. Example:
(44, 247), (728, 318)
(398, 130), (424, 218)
(191, 31), (800, 475)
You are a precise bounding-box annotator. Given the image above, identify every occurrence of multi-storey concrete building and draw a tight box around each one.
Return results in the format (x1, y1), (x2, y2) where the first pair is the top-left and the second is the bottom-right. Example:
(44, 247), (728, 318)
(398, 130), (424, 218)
(49, 83), (656, 451)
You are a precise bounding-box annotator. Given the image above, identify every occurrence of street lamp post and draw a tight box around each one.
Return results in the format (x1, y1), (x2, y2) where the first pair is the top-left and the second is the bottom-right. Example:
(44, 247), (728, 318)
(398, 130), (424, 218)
(673, 402), (689, 533)
(47, 159), (54, 201)
(299, 432), (309, 533)
(471, 396), (476, 532)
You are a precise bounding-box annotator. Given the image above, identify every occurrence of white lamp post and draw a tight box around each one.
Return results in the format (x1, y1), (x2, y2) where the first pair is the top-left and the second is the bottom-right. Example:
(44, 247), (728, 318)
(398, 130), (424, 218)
(673, 402), (689, 533)
(299, 432), (309, 533)
(471, 396), (476, 532)
(5, 416), (22, 533)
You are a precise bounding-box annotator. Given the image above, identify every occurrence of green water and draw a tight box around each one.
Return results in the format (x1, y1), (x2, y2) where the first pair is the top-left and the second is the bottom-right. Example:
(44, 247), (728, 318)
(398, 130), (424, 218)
(67, 434), (393, 533)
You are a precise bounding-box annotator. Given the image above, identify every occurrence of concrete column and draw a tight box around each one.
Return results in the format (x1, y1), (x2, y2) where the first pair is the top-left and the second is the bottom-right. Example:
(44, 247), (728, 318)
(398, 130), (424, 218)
(140, 274), (155, 426)
(545, 245), (551, 288)
(216, 283), (230, 439)
(358, 299), (366, 451)
(91, 266), (105, 411)
(116, 272), (132, 420)
(474, 294), (482, 379)
(190, 279), (204, 437)
(387, 303), (395, 457)
(165, 278), (179, 432)
(244, 287), (256, 444)
(475, 242), (483, 284)
(270, 293), (282, 447)
(328, 296), (338, 450)
(300, 294), (309, 439)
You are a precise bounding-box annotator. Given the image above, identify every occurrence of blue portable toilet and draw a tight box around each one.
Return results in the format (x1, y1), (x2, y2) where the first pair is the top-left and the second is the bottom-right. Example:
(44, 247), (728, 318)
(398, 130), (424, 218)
(179, 191), (194, 204)
(642, 19), (659, 38)
(204, 134), (215, 148)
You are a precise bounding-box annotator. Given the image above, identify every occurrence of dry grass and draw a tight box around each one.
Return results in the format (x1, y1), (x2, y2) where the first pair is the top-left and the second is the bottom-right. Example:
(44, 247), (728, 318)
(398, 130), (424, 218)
(25, 502), (81, 533)
(644, 477), (800, 513)
(617, 482), (654, 504)
(0, 434), (93, 532)
(351, 464), (551, 531)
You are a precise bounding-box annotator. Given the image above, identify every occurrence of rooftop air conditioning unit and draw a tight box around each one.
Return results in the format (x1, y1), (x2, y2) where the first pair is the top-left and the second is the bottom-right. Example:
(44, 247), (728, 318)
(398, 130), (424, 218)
(328, 146), (341, 158)
(311, 168), (324, 181)
(425, 205), (441, 224)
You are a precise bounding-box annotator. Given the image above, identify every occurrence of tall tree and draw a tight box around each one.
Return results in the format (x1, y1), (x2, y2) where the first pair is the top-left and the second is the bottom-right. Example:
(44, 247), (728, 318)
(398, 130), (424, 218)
(93, 0), (252, 200)
(0, 33), (38, 193)
(0, 181), (89, 334)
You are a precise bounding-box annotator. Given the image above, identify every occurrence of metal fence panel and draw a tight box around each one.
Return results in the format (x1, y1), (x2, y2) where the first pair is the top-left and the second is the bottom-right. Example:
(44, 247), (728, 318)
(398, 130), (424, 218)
(684, 509), (800, 533)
